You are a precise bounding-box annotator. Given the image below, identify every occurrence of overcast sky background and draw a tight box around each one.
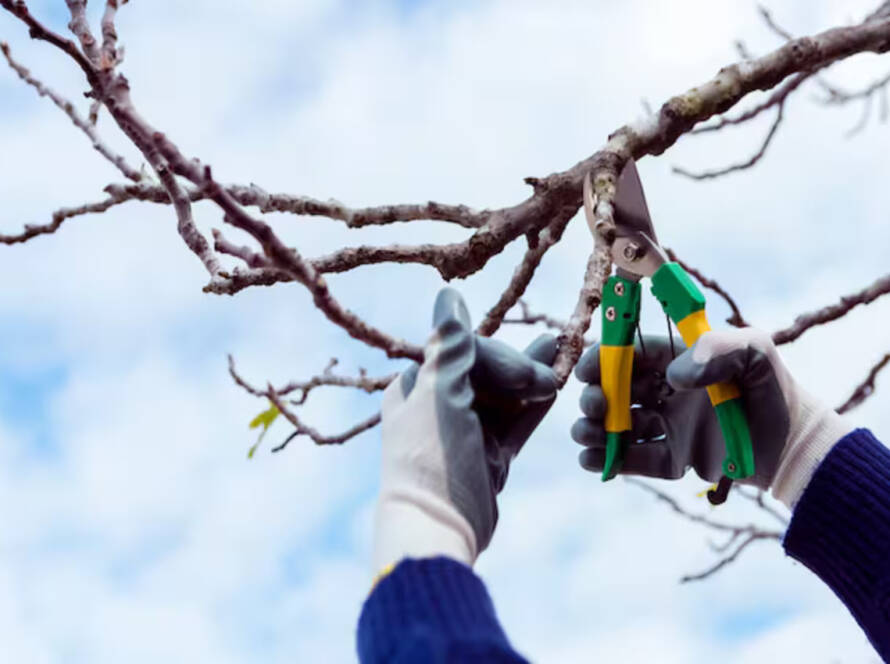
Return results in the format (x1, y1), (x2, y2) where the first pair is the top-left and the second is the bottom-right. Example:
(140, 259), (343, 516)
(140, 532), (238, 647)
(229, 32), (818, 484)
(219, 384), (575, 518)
(1, 1), (889, 661)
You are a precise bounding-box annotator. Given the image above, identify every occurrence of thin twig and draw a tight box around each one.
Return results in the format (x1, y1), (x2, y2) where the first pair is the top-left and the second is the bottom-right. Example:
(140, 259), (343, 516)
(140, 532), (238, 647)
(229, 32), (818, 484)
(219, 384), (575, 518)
(665, 249), (749, 327)
(228, 354), (395, 402)
(772, 272), (890, 345)
(0, 41), (141, 181)
(477, 209), (574, 336)
(1, 194), (126, 244)
(680, 533), (777, 583)
(228, 355), (386, 449)
(845, 92), (874, 137)
(626, 478), (783, 583)
(690, 70), (812, 135)
(758, 5), (794, 41)
(102, 181), (489, 229)
(674, 102), (785, 179)
(267, 386), (381, 447)
(504, 300), (567, 333)
(626, 478), (757, 533)
(99, 0), (126, 71)
(734, 486), (789, 526)
(5, 0), (890, 400)
(837, 352), (890, 414)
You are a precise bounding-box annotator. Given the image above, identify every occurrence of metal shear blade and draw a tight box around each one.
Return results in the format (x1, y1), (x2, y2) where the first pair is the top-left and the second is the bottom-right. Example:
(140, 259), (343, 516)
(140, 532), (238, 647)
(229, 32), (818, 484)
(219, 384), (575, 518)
(583, 161), (668, 281)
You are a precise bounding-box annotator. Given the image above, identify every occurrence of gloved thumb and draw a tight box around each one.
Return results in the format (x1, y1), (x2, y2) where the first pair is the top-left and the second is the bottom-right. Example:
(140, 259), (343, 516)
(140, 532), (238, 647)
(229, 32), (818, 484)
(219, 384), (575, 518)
(666, 331), (747, 391)
(424, 287), (475, 394)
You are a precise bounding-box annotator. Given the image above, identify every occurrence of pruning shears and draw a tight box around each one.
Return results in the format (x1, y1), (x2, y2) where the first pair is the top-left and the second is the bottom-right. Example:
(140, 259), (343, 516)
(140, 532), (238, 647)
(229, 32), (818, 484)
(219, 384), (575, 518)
(583, 160), (754, 505)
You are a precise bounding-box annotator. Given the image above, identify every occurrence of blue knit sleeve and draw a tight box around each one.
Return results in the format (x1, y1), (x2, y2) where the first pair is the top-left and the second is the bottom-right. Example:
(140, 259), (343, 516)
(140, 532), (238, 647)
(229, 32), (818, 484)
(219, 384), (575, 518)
(784, 428), (890, 661)
(356, 556), (528, 664)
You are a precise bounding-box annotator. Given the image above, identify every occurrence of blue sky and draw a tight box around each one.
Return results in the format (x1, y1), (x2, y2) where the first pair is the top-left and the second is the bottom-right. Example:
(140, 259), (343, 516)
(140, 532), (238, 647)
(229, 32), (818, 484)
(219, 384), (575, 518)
(1, 1), (889, 662)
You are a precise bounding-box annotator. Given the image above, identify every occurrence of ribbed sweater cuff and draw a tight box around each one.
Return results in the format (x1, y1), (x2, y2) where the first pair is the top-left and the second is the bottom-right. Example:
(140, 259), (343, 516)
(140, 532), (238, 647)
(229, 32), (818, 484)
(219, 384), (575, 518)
(357, 556), (526, 664)
(784, 428), (890, 660)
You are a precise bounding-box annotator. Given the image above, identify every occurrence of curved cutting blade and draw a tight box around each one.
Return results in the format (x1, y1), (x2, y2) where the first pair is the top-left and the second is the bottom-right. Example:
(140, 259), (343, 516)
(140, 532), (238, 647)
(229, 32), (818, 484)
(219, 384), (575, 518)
(614, 160), (657, 243)
(583, 160), (667, 280)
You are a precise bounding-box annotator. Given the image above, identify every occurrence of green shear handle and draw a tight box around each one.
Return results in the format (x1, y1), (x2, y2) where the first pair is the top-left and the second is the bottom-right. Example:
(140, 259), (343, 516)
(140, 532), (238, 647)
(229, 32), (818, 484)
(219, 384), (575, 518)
(600, 264), (755, 502)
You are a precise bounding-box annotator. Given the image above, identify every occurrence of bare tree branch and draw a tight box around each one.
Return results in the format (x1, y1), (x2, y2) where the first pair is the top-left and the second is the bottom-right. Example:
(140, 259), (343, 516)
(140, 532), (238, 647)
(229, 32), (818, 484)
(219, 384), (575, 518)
(271, 410), (381, 451)
(552, 166), (619, 383)
(772, 272), (890, 345)
(758, 5), (794, 41)
(680, 532), (778, 583)
(87, 98), (101, 125)
(757, 3), (890, 136)
(837, 352), (890, 414)
(868, 0), (890, 21)
(228, 355), (387, 449)
(1, 0), (424, 361)
(0, 41), (141, 181)
(689, 69), (812, 135)
(734, 486), (790, 526)
(476, 210), (575, 336)
(1, 193), (125, 244)
(223, 183), (490, 229)
(665, 249), (749, 327)
(6, 0), (889, 335)
(64, 0), (101, 66)
(674, 101), (785, 179)
(626, 478), (783, 583)
(228, 354), (395, 402)
(99, 0), (126, 71)
(4, 1), (890, 461)
(504, 300), (566, 332)
(821, 71), (890, 105)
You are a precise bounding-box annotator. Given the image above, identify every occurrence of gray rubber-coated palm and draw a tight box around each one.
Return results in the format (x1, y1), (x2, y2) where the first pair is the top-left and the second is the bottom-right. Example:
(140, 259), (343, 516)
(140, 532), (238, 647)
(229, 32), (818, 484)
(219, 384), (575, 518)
(571, 333), (791, 489)
(398, 288), (559, 552)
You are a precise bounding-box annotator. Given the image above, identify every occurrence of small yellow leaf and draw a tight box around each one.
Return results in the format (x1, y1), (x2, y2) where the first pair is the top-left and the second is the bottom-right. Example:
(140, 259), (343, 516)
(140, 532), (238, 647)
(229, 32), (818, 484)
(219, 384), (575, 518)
(249, 403), (279, 430)
(697, 484), (718, 498)
(246, 402), (280, 459)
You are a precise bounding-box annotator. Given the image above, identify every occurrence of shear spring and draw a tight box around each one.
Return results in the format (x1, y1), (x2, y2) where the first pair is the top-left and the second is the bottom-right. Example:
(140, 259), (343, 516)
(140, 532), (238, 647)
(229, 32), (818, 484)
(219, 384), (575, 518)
(636, 323), (647, 361)
(665, 312), (676, 360)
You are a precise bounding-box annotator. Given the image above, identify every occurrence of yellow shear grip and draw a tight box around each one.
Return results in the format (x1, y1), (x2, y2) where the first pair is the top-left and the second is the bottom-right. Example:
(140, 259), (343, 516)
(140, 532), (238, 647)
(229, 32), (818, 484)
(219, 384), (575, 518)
(675, 309), (740, 406)
(600, 345), (634, 432)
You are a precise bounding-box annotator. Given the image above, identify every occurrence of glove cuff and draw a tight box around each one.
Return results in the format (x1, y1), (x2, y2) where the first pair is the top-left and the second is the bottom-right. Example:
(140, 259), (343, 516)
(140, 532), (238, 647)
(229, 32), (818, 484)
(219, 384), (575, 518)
(771, 389), (853, 509)
(372, 487), (477, 573)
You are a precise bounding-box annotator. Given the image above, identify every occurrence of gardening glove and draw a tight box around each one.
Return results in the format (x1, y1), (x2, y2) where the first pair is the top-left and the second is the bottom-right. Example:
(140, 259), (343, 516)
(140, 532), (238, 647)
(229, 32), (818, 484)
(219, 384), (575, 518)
(373, 288), (559, 574)
(571, 328), (853, 509)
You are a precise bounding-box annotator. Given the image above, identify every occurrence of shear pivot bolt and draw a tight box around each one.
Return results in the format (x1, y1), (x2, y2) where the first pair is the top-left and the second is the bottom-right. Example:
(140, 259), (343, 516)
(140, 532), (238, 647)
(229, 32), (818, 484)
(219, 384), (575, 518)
(605, 306), (616, 321)
(614, 282), (625, 296)
(623, 242), (641, 261)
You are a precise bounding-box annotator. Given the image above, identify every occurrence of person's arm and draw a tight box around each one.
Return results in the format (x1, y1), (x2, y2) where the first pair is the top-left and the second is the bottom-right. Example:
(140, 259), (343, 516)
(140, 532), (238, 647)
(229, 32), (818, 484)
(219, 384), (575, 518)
(783, 428), (890, 662)
(357, 288), (558, 663)
(358, 557), (527, 664)
(571, 328), (889, 658)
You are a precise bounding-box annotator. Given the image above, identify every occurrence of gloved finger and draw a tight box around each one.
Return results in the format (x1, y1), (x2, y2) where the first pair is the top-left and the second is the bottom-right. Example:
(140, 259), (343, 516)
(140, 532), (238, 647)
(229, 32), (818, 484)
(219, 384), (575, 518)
(423, 287), (476, 394)
(666, 329), (771, 391)
(579, 441), (674, 478)
(523, 334), (559, 366)
(579, 376), (664, 421)
(570, 417), (605, 447)
(579, 384), (606, 420)
(474, 336), (558, 402)
(574, 335), (686, 386)
(571, 407), (663, 447)
(630, 407), (665, 441)
(573, 343), (601, 384)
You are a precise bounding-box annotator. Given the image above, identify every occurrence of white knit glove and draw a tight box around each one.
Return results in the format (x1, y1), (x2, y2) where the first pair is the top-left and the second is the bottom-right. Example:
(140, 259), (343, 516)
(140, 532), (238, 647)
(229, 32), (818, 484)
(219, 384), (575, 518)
(374, 288), (559, 573)
(572, 328), (853, 509)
